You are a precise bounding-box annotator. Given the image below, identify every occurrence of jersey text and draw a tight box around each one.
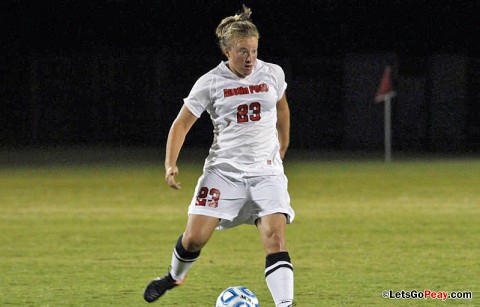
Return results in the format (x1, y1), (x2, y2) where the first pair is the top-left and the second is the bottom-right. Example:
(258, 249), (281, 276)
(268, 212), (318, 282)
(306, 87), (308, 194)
(223, 83), (269, 98)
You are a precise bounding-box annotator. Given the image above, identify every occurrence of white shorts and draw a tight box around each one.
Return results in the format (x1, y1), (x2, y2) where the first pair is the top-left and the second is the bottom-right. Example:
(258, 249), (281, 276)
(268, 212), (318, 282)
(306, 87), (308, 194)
(188, 168), (295, 230)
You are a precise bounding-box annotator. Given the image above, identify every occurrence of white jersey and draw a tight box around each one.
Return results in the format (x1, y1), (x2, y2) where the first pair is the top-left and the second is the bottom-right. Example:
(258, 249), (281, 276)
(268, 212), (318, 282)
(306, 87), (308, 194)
(184, 59), (287, 175)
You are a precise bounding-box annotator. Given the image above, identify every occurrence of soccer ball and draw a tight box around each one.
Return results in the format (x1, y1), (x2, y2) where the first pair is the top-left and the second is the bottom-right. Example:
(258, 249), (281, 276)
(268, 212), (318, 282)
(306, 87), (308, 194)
(215, 286), (260, 307)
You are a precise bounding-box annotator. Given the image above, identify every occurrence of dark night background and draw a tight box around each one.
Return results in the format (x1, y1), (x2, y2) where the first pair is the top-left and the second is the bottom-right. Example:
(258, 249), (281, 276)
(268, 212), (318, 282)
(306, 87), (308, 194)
(1, 0), (479, 154)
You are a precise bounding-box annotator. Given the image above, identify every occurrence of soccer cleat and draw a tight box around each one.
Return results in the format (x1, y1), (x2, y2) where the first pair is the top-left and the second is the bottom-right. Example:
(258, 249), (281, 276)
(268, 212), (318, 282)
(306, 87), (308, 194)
(143, 273), (183, 303)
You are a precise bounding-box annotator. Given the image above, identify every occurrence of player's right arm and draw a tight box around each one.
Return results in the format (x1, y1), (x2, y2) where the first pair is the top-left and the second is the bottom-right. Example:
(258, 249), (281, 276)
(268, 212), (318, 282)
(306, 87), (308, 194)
(165, 105), (198, 189)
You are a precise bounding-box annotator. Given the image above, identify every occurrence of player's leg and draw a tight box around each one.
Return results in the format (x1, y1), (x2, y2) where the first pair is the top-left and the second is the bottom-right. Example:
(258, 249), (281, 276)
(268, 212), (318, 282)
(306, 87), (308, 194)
(256, 212), (287, 253)
(250, 174), (295, 307)
(256, 213), (294, 307)
(171, 214), (219, 281)
(144, 214), (219, 303)
(145, 168), (240, 303)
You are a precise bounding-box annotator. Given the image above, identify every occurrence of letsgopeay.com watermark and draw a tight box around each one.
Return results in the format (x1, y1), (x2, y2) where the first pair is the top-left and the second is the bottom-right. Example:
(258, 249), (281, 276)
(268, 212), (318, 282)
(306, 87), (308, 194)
(382, 289), (472, 301)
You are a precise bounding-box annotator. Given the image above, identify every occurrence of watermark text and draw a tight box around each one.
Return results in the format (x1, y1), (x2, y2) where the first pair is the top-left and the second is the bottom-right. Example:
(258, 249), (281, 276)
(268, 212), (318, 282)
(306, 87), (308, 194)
(382, 289), (472, 301)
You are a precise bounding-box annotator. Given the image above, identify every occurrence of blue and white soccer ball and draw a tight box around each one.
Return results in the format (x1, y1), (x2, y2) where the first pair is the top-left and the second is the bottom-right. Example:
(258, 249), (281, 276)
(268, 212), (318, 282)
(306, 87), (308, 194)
(215, 286), (259, 307)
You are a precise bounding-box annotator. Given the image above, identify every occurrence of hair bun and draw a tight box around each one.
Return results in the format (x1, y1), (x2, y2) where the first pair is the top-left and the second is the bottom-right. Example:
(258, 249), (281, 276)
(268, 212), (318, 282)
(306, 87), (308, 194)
(237, 5), (252, 21)
(215, 5), (259, 52)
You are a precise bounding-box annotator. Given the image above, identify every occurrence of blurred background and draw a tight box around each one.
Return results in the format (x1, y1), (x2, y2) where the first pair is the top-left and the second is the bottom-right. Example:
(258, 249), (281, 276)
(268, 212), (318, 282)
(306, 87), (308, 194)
(1, 0), (479, 155)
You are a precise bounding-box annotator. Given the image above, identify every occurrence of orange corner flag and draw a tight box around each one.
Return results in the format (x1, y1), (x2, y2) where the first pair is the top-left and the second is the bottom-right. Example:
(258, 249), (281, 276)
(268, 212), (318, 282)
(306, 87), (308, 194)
(375, 65), (396, 103)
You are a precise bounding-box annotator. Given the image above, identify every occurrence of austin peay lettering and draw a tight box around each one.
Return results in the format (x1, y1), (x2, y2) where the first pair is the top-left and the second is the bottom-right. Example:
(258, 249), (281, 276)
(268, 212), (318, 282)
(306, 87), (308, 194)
(223, 83), (269, 97)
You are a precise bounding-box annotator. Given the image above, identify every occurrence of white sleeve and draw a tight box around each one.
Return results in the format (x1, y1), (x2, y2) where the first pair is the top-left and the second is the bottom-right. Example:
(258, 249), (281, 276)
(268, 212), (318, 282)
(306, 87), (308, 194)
(183, 74), (212, 118)
(270, 64), (287, 101)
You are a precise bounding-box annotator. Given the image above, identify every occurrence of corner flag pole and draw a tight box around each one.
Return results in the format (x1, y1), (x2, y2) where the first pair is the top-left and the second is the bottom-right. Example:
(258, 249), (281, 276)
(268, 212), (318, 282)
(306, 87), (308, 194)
(375, 66), (395, 163)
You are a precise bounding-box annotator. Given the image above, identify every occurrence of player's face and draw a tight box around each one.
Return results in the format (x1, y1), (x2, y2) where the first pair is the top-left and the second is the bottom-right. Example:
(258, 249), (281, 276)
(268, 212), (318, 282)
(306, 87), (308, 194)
(225, 36), (258, 78)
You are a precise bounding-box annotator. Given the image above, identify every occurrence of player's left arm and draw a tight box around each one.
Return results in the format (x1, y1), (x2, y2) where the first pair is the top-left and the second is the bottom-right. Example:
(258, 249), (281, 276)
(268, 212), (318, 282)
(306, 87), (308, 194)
(276, 92), (290, 160)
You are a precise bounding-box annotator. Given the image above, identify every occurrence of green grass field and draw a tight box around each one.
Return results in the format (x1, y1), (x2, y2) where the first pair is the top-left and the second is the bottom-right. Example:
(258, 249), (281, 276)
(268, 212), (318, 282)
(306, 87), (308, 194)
(1, 148), (479, 306)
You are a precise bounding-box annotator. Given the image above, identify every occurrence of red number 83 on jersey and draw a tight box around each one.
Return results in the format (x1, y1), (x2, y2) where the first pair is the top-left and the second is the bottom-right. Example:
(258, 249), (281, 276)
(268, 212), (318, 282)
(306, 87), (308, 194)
(237, 102), (261, 123)
(195, 187), (221, 208)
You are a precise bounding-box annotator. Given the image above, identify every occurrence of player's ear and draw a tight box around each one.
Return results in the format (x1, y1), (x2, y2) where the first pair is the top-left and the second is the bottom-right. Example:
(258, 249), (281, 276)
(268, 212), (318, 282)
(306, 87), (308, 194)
(223, 48), (231, 59)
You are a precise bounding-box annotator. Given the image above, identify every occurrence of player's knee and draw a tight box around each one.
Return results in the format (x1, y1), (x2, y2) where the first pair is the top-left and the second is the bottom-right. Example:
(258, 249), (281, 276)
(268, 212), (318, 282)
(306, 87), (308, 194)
(263, 232), (286, 252)
(182, 233), (206, 252)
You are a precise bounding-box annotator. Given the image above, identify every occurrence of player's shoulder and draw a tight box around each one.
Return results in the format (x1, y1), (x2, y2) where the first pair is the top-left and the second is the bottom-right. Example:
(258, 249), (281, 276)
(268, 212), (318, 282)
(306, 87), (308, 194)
(192, 64), (222, 88)
(257, 59), (285, 76)
(197, 62), (228, 82)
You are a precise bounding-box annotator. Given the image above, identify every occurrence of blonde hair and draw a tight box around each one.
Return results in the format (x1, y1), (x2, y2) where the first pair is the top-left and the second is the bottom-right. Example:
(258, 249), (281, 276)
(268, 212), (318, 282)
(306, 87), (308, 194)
(215, 5), (260, 52)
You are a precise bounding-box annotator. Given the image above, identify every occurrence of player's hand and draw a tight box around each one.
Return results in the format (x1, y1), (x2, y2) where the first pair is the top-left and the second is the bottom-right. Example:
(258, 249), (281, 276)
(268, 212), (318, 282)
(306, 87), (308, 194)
(165, 166), (181, 189)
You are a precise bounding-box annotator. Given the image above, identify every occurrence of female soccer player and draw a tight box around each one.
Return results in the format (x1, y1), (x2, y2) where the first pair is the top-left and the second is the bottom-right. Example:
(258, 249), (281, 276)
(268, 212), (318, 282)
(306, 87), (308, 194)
(144, 6), (295, 306)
